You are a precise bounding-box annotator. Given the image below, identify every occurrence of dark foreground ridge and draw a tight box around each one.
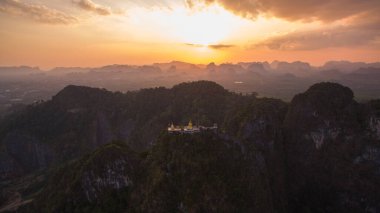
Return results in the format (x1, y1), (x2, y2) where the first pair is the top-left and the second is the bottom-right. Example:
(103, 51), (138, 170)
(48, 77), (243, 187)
(0, 81), (380, 212)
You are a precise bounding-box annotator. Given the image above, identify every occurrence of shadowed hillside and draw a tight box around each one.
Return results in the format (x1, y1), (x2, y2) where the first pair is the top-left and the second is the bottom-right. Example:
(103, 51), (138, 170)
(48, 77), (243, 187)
(0, 81), (379, 212)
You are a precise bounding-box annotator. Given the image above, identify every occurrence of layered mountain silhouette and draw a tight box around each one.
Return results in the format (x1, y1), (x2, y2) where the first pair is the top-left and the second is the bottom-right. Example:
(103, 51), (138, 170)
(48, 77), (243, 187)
(0, 60), (379, 117)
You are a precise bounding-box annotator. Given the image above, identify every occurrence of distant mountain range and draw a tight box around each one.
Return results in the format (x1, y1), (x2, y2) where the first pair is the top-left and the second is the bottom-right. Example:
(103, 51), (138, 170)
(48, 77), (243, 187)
(0, 61), (379, 116)
(2, 60), (380, 74)
(0, 81), (379, 212)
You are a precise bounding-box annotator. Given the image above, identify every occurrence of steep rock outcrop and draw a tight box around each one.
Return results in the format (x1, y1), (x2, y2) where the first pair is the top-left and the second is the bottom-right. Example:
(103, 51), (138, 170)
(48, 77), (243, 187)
(24, 142), (139, 212)
(0, 85), (136, 180)
(0, 131), (54, 178)
(284, 82), (380, 212)
(367, 100), (380, 140)
(230, 98), (289, 212)
(132, 133), (277, 213)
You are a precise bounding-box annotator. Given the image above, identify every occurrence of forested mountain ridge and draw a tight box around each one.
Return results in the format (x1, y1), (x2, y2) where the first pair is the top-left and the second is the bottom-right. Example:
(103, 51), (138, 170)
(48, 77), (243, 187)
(1, 81), (380, 212)
(0, 81), (248, 180)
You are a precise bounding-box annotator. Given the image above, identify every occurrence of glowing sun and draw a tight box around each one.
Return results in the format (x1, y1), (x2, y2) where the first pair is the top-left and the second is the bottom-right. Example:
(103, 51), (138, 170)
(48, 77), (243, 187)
(172, 5), (241, 46)
(131, 4), (245, 47)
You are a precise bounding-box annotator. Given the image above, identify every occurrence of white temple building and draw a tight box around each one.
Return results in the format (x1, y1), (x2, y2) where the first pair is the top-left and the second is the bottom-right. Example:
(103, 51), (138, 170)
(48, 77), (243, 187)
(168, 120), (217, 134)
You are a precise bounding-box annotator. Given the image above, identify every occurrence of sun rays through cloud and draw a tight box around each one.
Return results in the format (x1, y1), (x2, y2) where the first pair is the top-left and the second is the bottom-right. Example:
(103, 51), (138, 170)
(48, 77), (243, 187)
(0, 0), (379, 68)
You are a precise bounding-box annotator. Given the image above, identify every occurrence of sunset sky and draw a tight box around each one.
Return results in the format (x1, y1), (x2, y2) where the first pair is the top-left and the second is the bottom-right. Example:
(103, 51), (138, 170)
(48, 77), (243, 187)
(0, 0), (379, 69)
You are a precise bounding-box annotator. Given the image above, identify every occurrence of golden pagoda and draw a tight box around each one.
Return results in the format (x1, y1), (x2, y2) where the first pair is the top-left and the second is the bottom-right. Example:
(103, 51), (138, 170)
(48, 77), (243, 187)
(187, 120), (193, 130)
(168, 122), (181, 132)
(168, 119), (216, 134)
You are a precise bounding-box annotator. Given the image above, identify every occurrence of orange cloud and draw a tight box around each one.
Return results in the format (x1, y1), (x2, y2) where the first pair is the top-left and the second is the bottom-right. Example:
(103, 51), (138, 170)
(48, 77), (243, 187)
(72, 0), (112, 16)
(188, 0), (380, 22)
(0, 0), (77, 24)
(252, 16), (380, 50)
(208, 44), (235, 49)
(185, 0), (380, 51)
(185, 43), (236, 50)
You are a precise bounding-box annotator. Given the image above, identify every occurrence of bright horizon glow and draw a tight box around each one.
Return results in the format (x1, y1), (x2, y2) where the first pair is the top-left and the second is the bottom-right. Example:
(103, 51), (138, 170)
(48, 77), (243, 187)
(153, 4), (242, 46)
(0, 0), (379, 69)
(125, 4), (248, 46)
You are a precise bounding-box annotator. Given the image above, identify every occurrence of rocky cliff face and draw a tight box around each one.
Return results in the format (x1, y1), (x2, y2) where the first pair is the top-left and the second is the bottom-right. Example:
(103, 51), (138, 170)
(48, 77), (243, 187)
(0, 152), (22, 180)
(23, 143), (138, 212)
(80, 158), (133, 202)
(233, 98), (289, 212)
(369, 116), (380, 139)
(284, 82), (380, 212)
(0, 109), (119, 180)
(4, 132), (53, 170)
(0, 86), (136, 181)
(367, 100), (380, 140)
(0, 131), (54, 179)
(284, 83), (361, 162)
(235, 98), (287, 149)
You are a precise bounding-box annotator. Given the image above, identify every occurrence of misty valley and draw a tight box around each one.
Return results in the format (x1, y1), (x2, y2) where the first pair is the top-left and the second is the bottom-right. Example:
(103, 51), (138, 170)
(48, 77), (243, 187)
(1, 60), (380, 118)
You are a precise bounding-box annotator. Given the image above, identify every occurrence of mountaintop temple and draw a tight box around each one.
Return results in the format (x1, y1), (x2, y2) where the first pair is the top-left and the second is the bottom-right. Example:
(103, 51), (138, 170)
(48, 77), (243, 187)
(168, 120), (218, 134)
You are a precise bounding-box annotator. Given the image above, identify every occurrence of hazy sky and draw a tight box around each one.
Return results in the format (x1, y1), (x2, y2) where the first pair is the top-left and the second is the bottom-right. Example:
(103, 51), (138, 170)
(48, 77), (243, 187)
(0, 0), (379, 69)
